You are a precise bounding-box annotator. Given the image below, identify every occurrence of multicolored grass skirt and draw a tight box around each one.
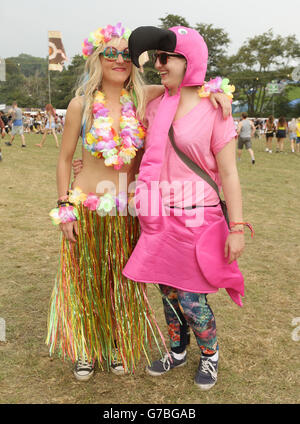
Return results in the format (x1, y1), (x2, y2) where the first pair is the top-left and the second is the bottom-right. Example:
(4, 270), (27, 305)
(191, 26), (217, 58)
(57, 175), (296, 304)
(46, 196), (167, 373)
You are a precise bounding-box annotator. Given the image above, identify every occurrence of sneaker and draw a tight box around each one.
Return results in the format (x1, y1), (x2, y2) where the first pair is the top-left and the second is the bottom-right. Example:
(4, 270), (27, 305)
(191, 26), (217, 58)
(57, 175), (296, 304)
(5, 142), (12, 146)
(146, 351), (187, 376)
(265, 148), (269, 152)
(110, 350), (126, 375)
(252, 159), (255, 164)
(21, 144), (26, 148)
(73, 357), (94, 381)
(269, 150), (272, 153)
(194, 354), (218, 391)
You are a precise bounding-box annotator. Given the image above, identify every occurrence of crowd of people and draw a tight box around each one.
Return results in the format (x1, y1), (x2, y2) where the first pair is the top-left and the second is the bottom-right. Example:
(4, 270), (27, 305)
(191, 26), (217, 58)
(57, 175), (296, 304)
(0, 103), (65, 159)
(233, 113), (300, 160)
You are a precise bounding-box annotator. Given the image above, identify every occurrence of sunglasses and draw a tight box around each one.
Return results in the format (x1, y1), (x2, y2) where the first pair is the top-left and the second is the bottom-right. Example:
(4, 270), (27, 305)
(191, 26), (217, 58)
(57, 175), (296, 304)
(102, 47), (131, 62)
(152, 52), (185, 65)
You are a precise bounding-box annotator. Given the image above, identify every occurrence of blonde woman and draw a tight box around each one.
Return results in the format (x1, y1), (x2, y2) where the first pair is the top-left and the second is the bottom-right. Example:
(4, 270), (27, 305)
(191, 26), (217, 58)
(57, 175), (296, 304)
(36, 104), (59, 148)
(47, 22), (231, 382)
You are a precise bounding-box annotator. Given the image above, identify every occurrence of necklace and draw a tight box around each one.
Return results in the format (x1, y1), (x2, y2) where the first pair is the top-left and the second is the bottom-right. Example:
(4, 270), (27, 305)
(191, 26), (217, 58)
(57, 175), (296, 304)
(83, 89), (146, 170)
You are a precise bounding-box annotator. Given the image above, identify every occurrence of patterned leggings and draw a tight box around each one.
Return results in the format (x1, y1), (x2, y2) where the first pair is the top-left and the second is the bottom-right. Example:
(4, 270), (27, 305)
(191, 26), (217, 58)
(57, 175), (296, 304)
(160, 285), (218, 355)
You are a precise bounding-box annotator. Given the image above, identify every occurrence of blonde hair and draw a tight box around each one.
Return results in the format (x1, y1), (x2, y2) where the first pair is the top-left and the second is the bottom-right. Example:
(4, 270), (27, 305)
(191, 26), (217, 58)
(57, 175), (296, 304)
(75, 37), (146, 134)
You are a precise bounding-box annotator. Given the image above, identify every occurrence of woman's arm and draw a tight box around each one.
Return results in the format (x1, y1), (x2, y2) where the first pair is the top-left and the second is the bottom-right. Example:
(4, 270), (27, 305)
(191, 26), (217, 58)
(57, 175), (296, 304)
(144, 85), (165, 104)
(57, 97), (83, 198)
(216, 139), (245, 263)
(56, 97), (83, 243)
(144, 85), (232, 118)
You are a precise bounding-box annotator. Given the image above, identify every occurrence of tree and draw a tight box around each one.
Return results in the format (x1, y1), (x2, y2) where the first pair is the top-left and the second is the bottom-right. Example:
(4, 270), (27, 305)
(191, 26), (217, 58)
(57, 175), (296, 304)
(227, 30), (300, 116)
(159, 14), (190, 29)
(194, 23), (230, 77)
(50, 55), (85, 108)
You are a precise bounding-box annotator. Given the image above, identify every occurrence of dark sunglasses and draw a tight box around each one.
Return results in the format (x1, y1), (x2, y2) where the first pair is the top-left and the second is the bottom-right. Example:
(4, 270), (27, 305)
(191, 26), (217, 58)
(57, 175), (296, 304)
(152, 52), (185, 65)
(101, 47), (131, 62)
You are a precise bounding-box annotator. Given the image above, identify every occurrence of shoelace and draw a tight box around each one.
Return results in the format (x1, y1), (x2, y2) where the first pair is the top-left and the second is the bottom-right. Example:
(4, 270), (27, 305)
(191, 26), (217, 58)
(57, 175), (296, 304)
(77, 357), (93, 369)
(161, 353), (173, 371)
(200, 358), (217, 381)
(161, 351), (187, 371)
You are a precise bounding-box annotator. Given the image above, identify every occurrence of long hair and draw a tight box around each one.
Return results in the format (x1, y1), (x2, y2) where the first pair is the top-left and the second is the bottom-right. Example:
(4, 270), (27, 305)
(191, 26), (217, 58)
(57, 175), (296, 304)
(75, 37), (146, 134)
(278, 116), (286, 126)
(45, 104), (56, 117)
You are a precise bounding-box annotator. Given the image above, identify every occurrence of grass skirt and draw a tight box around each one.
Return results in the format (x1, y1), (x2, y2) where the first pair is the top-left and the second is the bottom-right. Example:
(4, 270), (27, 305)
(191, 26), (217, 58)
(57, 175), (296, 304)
(46, 202), (167, 372)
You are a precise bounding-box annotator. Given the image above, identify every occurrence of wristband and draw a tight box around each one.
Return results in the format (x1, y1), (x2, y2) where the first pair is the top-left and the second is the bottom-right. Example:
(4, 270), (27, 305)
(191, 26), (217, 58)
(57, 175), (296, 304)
(229, 222), (254, 238)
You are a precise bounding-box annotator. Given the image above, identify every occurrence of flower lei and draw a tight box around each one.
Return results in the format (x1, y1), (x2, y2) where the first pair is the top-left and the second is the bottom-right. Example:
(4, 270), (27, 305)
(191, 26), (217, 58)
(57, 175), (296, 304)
(83, 89), (146, 170)
(49, 188), (128, 225)
(82, 22), (131, 59)
(198, 77), (235, 100)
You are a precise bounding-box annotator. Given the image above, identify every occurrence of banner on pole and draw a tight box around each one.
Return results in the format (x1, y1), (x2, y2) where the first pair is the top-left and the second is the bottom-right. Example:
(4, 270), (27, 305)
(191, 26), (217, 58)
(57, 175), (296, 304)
(0, 58), (6, 81)
(48, 31), (67, 72)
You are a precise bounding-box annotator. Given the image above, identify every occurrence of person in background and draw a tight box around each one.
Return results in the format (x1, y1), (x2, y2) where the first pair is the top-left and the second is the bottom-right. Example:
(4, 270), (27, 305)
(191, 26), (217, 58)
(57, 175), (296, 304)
(265, 115), (276, 153)
(236, 112), (255, 164)
(5, 101), (26, 147)
(0, 114), (4, 160)
(296, 117), (300, 154)
(275, 116), (287, 153)
(35, 104), (59, 148)
(288, 118), (297, 153)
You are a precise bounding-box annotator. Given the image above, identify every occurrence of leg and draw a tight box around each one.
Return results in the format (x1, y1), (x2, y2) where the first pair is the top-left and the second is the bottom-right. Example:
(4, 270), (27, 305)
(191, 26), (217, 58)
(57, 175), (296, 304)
(21, 133), (26, 147)
(146, 285), (189, 376)
(247, 148), (255, 163)
(177, 291), (219, 390)
(51, 129), (59, 148)
(160, 284), (189, 353)
(36, 130), (47, 147)
(291, 138), (295, 152)
(266, 137), (272, 152)
(177, 291), (218, 355)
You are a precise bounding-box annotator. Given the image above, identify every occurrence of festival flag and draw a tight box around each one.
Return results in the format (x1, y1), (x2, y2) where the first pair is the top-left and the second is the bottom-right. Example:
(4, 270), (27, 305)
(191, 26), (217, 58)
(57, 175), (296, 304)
(48, 31), (67, 72)
(0, 58), (6, 81)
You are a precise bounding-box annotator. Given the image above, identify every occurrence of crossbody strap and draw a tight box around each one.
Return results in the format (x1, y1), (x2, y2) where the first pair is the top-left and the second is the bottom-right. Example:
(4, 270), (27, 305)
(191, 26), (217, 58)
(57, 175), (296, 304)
(168, 125), (221, 198)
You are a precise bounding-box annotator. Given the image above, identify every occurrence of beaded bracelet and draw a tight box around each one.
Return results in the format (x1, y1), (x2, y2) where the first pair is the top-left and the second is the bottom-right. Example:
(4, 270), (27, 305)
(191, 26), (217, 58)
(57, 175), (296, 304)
(229, 222), (254, 238)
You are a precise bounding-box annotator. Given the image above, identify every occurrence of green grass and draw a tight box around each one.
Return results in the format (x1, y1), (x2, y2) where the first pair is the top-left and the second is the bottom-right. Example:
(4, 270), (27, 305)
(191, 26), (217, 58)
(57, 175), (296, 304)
(0, 132), (299, 404)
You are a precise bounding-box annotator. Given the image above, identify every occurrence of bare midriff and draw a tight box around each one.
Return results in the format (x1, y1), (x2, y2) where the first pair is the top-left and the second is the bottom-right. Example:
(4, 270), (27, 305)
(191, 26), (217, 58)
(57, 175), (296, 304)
(72, 146), (138, 197)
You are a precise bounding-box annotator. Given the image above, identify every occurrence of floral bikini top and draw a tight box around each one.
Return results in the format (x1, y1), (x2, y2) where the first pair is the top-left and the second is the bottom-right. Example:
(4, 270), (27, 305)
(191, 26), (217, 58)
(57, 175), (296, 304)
(82, 89), (146, 170)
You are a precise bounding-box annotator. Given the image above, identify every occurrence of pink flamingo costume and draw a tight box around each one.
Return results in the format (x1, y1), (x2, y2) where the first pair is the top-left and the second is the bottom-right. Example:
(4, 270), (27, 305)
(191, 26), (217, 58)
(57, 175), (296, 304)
(123, 26), (244, 307)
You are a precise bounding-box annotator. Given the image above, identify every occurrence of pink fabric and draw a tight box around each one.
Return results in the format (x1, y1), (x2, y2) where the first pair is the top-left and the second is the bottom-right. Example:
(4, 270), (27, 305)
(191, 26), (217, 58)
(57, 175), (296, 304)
(146, 96), (237, 207)
(122, 26), (244, 307)
(123, 205), (244, 306)
(170, 26), (208, 87)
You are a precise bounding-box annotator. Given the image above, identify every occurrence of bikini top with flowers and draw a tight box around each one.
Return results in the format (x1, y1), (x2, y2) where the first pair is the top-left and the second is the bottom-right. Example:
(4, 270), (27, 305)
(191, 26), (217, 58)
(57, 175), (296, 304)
(82, 89), (146, 170)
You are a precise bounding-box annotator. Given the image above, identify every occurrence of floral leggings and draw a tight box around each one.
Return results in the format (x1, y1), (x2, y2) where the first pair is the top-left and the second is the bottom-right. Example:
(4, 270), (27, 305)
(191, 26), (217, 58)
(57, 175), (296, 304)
(160, 285), (218, 355)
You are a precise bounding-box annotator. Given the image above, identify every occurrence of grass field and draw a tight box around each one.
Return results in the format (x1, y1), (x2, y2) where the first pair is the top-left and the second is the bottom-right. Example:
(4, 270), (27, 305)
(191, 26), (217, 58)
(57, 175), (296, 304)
(0, 132), (299, 404)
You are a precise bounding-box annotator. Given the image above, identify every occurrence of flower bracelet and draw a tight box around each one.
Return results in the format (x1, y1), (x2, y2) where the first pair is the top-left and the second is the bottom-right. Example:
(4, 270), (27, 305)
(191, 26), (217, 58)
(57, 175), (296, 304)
(198, 77), (235, 101)
(49, 194), (78, 226)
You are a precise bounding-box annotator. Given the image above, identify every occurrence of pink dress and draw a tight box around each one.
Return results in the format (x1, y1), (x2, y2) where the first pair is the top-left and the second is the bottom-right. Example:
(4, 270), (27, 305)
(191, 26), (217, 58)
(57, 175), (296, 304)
(123, 97), (244, 307)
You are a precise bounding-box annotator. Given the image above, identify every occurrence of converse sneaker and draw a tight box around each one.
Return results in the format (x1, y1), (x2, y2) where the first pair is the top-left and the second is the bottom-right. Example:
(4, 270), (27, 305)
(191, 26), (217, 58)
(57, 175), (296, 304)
(146, 351), (187, 376)
(194, 353), (218, 390)
(73, 356), (94, 381)
(110, 350), (126, 375)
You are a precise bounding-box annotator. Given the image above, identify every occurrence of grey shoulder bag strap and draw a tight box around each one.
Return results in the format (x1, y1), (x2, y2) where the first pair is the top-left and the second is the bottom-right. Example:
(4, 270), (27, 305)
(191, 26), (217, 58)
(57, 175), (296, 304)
(168, 125), (229, 226)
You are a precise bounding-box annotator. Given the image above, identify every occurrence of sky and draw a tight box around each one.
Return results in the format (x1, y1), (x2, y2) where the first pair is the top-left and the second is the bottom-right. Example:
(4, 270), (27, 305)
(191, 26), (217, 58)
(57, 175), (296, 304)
(1, 0), (300, 64)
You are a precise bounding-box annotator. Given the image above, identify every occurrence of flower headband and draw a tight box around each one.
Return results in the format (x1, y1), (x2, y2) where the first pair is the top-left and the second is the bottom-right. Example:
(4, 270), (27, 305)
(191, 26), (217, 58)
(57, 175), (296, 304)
(82, 22), (131, 59)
